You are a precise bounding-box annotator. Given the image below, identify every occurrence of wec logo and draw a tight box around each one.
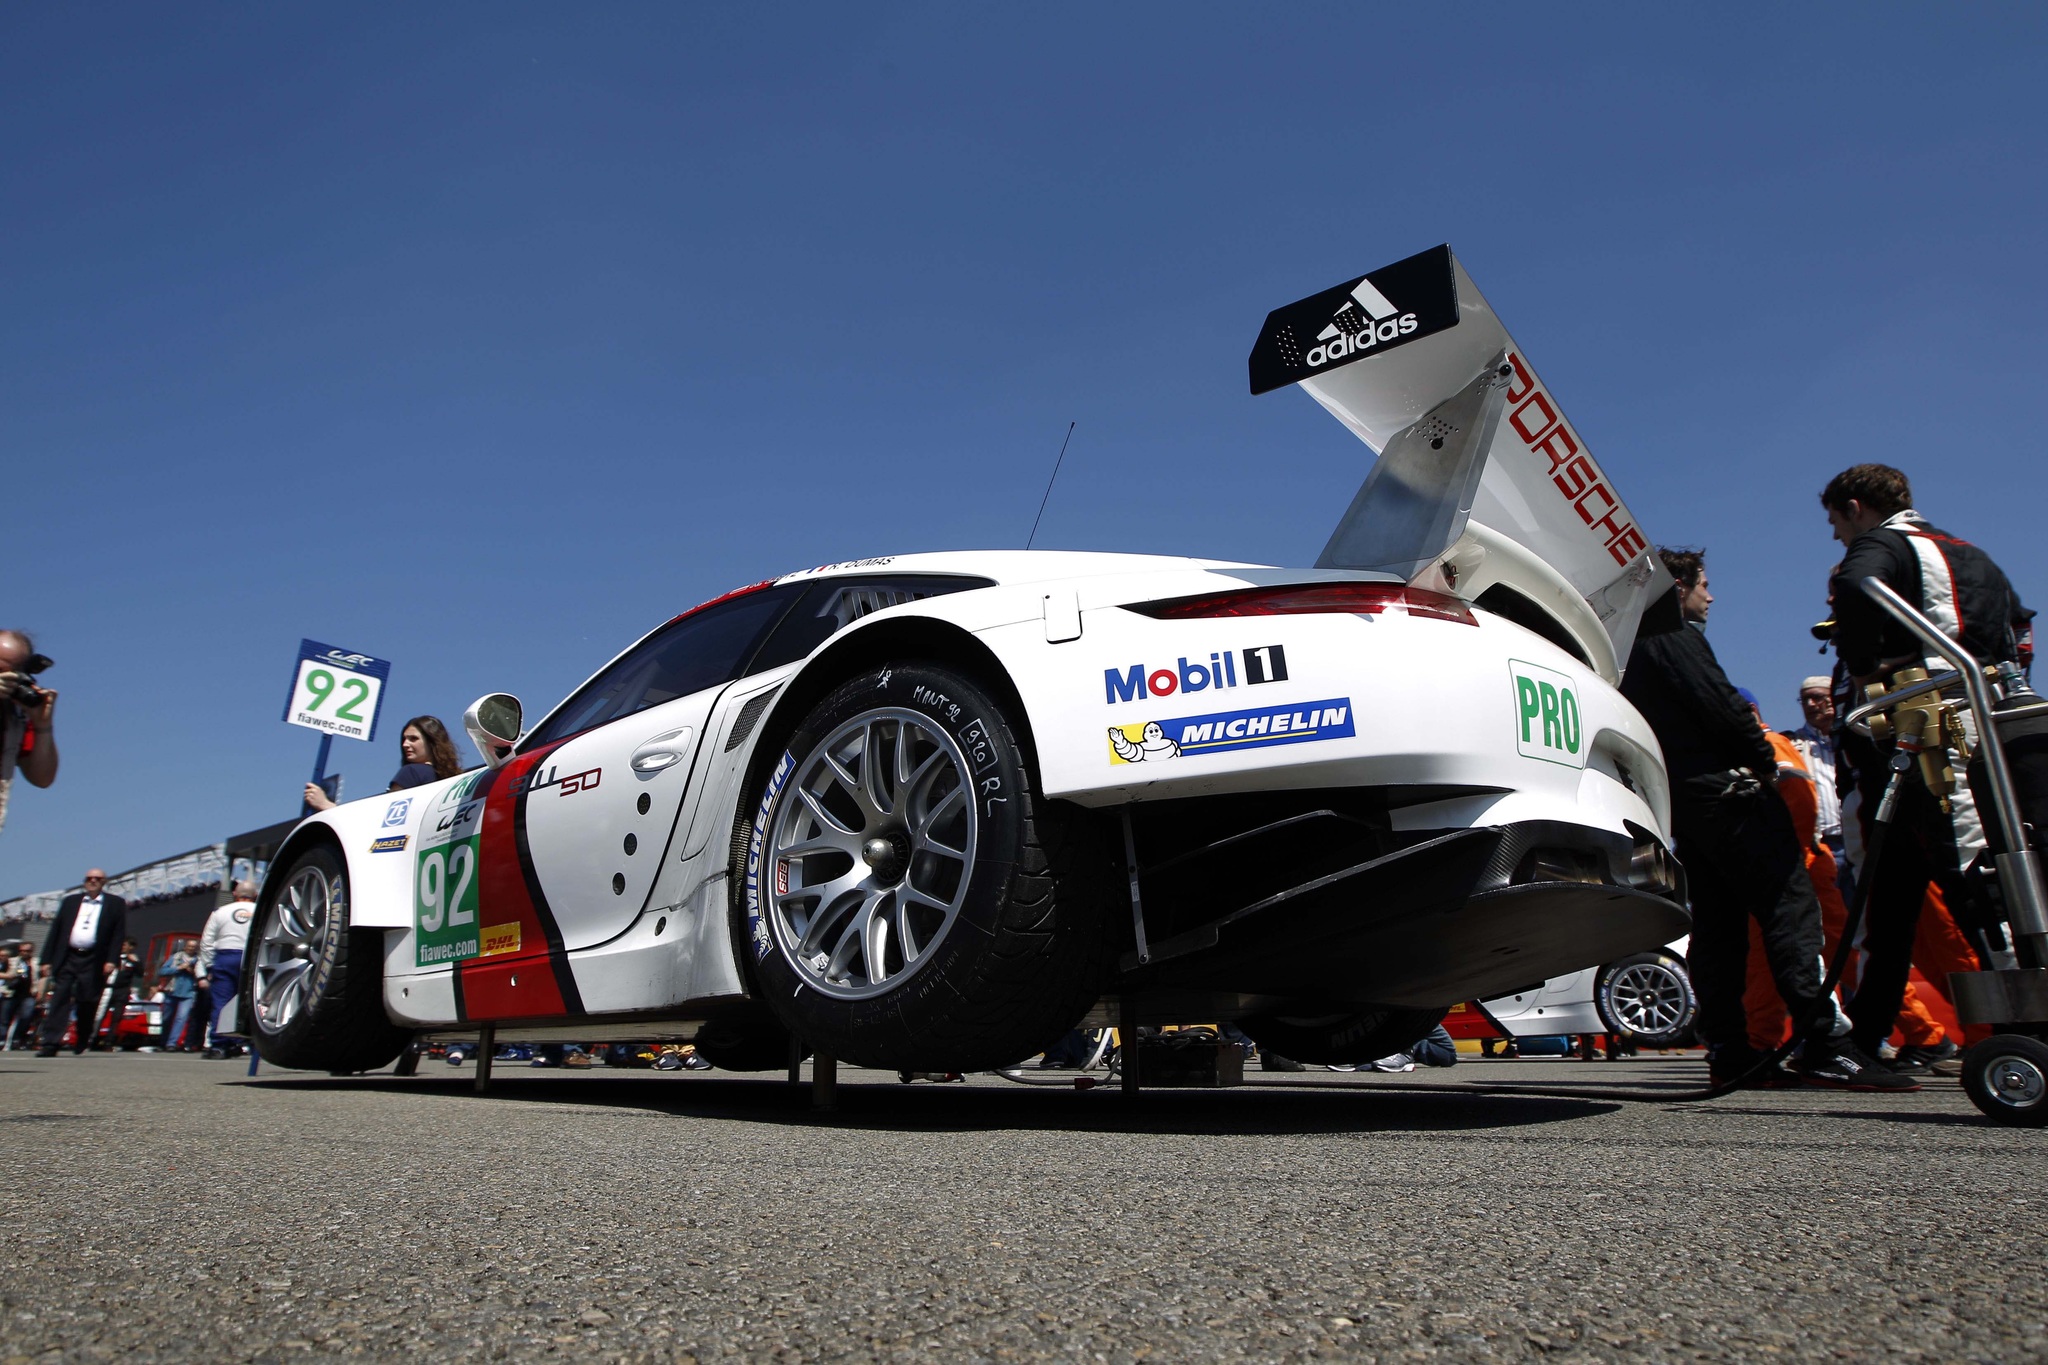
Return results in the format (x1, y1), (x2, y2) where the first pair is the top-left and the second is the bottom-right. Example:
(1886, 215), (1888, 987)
(1510, 659), (1584, 767)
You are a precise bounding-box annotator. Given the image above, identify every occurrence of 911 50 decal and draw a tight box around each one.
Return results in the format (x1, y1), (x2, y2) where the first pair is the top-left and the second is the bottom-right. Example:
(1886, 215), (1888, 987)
(1107, 697), (1355, 764)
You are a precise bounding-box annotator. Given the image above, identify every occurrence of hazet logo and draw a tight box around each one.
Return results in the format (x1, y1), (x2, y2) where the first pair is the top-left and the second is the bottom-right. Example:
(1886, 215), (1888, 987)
(1105, 645), (1286, 704)
(1306, 277), (1418, 370)
(1510, 659), (1585, 767)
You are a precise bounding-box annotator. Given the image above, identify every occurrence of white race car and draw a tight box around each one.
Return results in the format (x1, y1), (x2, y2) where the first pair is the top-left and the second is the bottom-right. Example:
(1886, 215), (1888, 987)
(1475, 938), (1696, 1049)
(246, 245), (1690, 1074)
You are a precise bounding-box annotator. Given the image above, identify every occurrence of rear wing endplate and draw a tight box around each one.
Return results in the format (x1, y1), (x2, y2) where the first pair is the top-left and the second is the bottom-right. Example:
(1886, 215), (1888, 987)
(1249, 244), (1669, 676)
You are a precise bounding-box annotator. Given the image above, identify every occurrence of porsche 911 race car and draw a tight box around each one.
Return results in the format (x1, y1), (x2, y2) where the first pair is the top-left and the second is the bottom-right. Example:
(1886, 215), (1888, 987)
(245, 245), (1690, 1074)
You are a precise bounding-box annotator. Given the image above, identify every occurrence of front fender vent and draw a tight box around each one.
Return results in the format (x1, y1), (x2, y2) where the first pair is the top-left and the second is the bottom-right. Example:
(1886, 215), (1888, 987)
(725, 688), (779, 753)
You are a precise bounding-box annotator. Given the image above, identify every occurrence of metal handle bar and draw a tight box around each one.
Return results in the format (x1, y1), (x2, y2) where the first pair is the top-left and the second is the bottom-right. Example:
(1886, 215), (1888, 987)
(1842, 665), (1965, 736)
(1857, 576), (2048, 947)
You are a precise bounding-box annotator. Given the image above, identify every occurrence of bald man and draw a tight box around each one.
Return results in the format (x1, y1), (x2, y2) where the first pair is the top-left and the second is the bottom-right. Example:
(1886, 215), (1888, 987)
(36, 870), (125, 1056)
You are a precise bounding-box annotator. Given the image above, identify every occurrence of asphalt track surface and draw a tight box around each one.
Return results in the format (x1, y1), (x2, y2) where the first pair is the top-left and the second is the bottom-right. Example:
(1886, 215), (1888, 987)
(1, 1051), (2042, 1363)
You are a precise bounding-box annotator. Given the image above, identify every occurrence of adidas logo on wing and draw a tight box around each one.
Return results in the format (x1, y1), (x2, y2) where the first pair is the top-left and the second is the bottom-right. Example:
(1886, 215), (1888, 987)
(1305, 275), (1419, 370)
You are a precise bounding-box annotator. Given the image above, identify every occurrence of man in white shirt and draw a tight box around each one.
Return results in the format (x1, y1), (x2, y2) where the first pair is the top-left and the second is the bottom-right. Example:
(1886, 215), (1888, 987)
(36, 869), (126, 1057)
(197, 882), (258, 1058)
(1785, 676), (1851, 902)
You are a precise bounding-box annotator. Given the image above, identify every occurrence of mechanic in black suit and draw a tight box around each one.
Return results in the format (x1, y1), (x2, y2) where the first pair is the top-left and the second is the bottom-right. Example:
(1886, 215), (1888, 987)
(36, 869), (126, 1056)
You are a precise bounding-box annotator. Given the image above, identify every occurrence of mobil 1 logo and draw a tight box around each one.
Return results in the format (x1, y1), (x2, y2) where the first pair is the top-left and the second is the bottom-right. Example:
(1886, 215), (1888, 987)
(1242, 644), (1286, 684)
(1509, 659), (1584, 768)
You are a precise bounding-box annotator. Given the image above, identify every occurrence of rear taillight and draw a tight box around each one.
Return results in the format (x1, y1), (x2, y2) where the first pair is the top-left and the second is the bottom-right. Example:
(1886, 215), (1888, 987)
(1129, 581), (1476, 625)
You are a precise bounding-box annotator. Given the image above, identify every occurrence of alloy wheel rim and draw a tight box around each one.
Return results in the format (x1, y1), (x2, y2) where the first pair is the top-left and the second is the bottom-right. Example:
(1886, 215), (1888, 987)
(254, 863), (339, 1032)
(766, 708), (978, 1000)
(1610, 961), (1688, 1035)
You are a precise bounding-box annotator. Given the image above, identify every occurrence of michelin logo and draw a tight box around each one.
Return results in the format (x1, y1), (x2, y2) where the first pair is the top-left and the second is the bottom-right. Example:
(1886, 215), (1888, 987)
(1107, 696), (1355, 764)
(1108, 722), (1180, 763)
(1306, 276), (1418, 371)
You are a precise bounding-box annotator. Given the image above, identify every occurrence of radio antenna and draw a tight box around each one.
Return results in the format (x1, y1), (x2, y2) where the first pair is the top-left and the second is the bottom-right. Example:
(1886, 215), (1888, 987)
(1025, 421), (1076, 551)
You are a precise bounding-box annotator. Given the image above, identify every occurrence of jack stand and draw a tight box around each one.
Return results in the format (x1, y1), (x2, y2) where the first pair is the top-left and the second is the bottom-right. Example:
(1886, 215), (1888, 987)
(1119, 998), (1141, 1096)
(813, 1051), (837, 1110)
(245, 1047), (260, 1078)
(474, 1026), (495, 1094)
(788, 1034), (805, 1086)
(393, 1040), (421, 1077)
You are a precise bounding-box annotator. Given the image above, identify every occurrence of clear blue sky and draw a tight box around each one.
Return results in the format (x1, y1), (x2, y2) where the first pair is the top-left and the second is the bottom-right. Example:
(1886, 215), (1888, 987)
(5, 5), (2044, 897)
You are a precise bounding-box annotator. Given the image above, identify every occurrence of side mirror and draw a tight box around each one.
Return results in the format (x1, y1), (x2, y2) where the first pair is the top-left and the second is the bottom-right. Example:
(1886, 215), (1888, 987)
(464, 693), (524, 770)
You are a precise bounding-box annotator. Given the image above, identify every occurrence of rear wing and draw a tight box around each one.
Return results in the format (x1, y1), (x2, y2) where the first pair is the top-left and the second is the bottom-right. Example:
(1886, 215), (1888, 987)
(1248, 244), (1669, 680)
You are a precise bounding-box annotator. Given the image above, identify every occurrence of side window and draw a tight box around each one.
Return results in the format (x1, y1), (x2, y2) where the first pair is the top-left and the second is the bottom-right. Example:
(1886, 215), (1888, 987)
(748, 575), (997, 672)
(525, 586), (804, 748)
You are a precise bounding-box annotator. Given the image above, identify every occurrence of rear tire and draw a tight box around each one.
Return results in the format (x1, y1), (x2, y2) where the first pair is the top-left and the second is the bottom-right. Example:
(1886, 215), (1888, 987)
(244, 844), (408, 1073)
(1240, 1007), (1446, 1067)
(734, 662), (1111, 1072)
(1594, 952), (1696, 1047)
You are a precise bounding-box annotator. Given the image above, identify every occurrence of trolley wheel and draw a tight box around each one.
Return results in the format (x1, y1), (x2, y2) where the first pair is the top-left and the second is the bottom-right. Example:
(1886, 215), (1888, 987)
(1961, 1033), (2048, 1127)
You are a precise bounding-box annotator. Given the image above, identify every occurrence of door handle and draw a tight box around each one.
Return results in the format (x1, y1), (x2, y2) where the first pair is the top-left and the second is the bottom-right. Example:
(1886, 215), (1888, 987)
(630, 727), (694, 773)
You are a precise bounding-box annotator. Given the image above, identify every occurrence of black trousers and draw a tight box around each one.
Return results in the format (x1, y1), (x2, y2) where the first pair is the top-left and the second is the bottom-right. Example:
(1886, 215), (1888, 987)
(1847, 772), (1968, 1054)
(1675, 777), (1832, 1052)
(38, 959), (103, 1051)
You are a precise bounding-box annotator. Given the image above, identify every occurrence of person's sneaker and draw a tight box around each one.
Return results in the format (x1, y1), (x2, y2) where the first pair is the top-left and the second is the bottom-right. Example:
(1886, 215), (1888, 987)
(202, 1047), (227, 1060)
(1891, 1038), (1960, 1074)
(1261, 1053), (1305, 1072)
(1370, 1053), (1416, 1073)
(1795, 1043), (1922, 1092)
(1707, 1051), (1801, 1089)
(34, 1048), (57, 1058)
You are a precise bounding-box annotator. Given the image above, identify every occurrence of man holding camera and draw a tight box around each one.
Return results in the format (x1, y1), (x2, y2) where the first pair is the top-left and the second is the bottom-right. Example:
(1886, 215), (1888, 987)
(0, 630), (59, 835)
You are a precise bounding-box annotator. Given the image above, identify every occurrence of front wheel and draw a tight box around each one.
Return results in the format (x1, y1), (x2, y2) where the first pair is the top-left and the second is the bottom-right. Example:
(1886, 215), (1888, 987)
(244, 844), (408, 1073)
(735, 662), (1111, 1072)
(1961, 1033), (2048, 1127)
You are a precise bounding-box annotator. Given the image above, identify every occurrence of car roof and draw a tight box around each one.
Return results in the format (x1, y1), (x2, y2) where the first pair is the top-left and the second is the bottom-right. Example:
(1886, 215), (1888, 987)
(768, 549), (1259, 590)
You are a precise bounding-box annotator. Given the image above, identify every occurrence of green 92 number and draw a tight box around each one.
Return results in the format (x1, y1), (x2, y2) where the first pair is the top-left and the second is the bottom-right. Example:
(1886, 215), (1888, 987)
(416, 845), (477, 934)
(303, 668), (372, 722)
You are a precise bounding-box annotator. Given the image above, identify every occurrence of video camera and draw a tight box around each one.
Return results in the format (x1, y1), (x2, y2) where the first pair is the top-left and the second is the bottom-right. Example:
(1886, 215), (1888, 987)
(0, 651), (52, 709)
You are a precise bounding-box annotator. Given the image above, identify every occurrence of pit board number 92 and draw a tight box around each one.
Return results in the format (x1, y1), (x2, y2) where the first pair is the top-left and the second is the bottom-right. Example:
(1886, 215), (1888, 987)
(286, 658), (384, 741)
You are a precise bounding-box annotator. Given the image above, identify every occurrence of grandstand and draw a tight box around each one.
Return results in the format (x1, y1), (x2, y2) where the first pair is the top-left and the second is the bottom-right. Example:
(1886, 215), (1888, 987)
(0, 816), (297, 946)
